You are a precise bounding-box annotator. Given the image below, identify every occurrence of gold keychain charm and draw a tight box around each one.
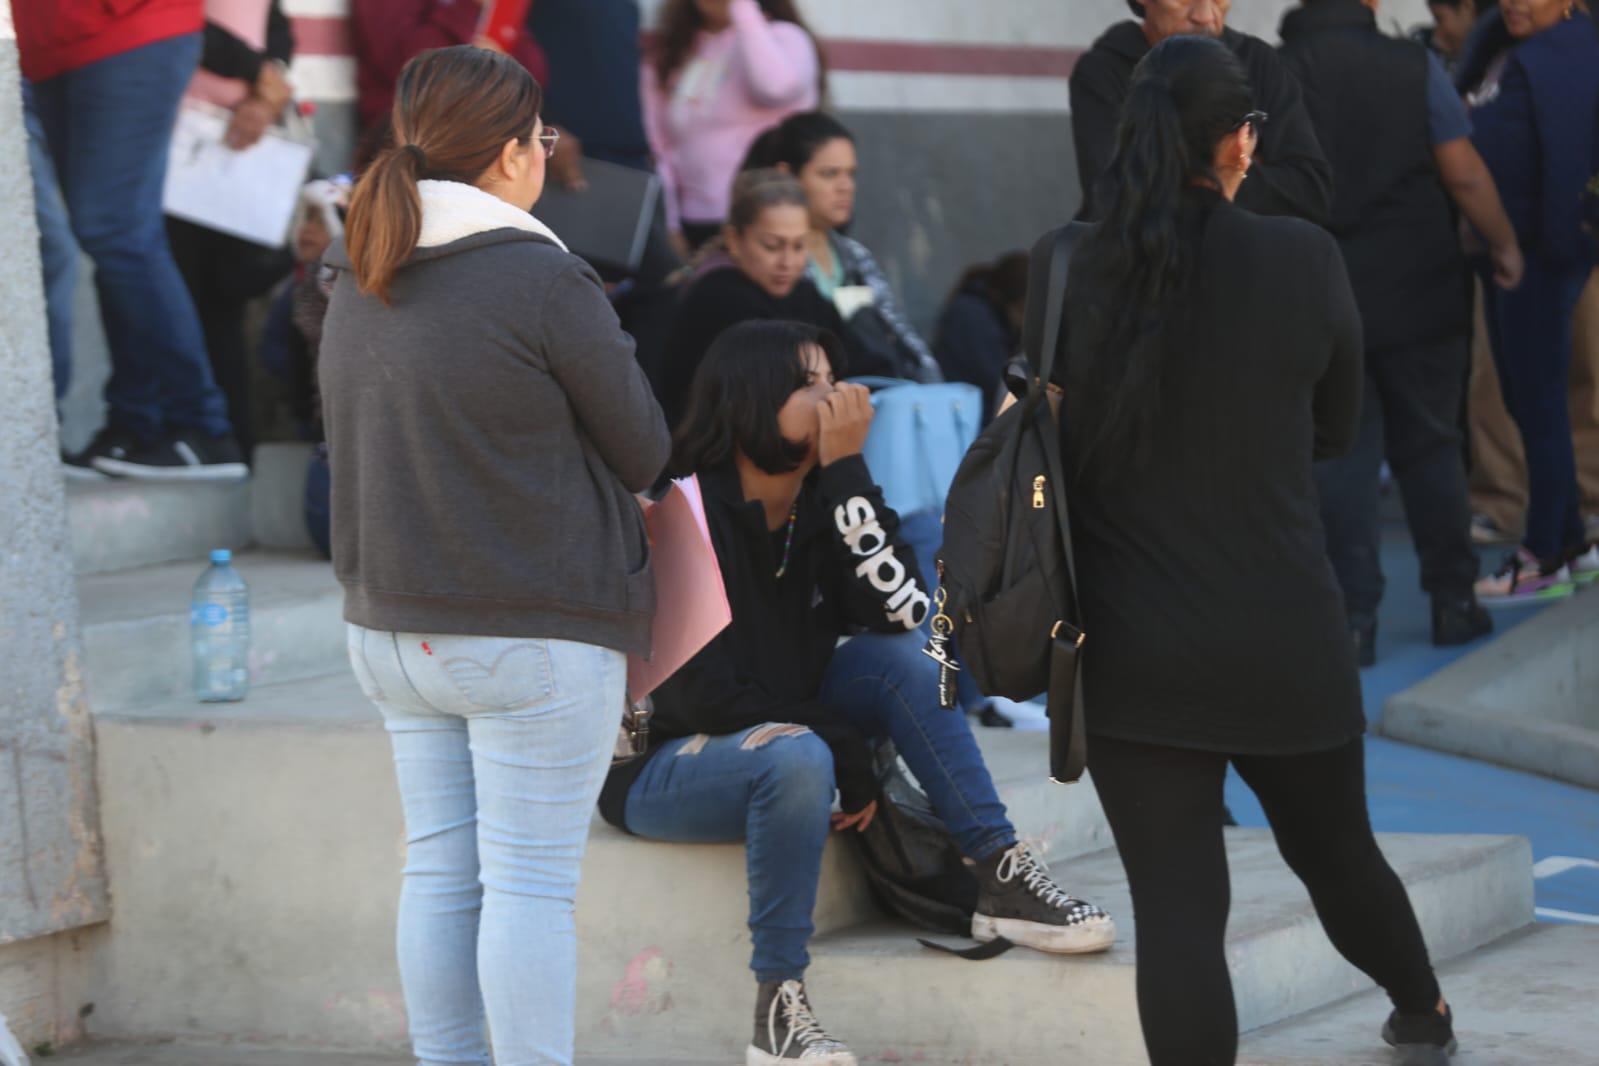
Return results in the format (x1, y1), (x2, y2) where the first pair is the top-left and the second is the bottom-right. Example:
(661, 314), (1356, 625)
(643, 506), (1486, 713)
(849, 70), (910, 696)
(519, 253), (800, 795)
(921, 587), (962, 709)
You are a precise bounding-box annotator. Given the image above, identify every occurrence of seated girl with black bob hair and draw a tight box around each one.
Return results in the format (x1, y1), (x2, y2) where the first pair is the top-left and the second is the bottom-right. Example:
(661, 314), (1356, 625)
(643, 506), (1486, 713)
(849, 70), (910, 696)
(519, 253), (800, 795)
(598, 319), (1114, 1066)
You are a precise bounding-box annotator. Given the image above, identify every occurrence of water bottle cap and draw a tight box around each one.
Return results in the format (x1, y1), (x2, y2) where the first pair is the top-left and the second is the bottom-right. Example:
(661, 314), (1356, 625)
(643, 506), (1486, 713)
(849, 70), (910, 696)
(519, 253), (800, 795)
(211, 549), (233, 564)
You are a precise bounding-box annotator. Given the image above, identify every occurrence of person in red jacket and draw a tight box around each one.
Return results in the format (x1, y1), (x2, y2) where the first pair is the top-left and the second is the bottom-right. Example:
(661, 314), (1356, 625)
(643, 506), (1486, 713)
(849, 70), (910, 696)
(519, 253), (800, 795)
(19, 0), (247, 480)
(351, 0), (546, 131)
(351, 0), (590, 187)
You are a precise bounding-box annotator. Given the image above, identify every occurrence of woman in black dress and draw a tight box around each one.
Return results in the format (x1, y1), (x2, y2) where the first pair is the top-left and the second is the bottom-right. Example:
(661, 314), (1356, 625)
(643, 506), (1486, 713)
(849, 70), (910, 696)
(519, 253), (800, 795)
(1056, 37), (1456, 1066)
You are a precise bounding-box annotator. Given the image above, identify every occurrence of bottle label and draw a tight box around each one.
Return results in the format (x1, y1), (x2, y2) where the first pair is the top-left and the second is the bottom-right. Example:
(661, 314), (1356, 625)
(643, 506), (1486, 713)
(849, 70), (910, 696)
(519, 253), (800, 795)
(193, 603), (230, 628)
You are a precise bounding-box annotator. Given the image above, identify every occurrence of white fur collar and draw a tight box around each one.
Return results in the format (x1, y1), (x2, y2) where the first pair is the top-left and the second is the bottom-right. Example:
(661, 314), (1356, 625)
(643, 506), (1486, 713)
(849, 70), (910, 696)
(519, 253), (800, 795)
(416, 179), (568, 252)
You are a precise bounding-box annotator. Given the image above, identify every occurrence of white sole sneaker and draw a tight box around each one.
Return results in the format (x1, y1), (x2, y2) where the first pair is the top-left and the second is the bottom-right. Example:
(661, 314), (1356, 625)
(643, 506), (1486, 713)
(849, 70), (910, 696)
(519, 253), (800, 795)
(62, 463), (110, 482)
(92, 457), (249, 482)
(746, 1044), (857, 1065)
(972, 911), (1118, 954)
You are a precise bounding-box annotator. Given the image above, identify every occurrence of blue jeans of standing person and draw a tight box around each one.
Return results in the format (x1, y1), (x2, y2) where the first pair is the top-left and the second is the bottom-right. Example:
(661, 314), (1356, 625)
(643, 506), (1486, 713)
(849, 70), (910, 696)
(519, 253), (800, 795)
(1481, 257), (1590, 562)
(30, 33), (232, 442)
(347, 625), (623, 1066)
(622, 631), (1016, 981)
(23, 79), (77, 403)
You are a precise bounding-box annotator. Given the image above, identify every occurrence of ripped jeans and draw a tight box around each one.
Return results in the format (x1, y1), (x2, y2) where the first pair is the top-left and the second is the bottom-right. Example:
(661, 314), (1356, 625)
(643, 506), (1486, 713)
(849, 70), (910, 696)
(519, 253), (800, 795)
(622, 631), (1015, 982)
(348, 624), (623, 1066)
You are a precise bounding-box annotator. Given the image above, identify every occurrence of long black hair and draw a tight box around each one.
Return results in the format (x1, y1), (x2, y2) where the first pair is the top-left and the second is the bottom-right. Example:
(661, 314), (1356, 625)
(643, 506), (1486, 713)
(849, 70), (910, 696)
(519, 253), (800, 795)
(1069, 35), (1254, 477)
(742, 111), (854, 174)
(672, 320), (847, 476)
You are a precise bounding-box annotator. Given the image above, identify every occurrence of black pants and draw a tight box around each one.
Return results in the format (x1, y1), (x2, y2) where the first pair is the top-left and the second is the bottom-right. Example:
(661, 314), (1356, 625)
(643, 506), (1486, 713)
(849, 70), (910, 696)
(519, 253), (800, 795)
(1088, 735), (1441, 1066)
(166, 217), (294, 457)
(1315, 337), (1479, 618)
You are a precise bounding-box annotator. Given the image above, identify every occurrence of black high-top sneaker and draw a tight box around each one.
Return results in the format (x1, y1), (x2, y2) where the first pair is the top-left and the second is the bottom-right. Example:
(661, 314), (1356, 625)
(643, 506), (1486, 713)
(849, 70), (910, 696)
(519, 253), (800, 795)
(1382, 1002), (1457, 1064)
(747, 980), (857, 1066)
(970, 841), (1117, 954)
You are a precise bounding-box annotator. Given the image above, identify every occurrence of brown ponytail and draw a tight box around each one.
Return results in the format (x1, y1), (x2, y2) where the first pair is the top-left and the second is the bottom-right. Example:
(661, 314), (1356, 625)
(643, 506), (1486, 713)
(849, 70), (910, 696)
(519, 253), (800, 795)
(345, 46), (544, 304)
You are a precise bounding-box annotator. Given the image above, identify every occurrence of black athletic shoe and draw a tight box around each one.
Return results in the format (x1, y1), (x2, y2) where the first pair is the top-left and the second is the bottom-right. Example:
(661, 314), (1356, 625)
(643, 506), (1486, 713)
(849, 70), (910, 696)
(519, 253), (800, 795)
(1382, 1003), (1457, 1064)
(1431, 596), (1493, 647)
(62, 426), (145, 482)
(93, 430), (248, 482)
(970, 702), (1015, 729)
(1350, 613), (1377, 668)
(970, 841), (1116, 954)
(747, 980), (855, 1065)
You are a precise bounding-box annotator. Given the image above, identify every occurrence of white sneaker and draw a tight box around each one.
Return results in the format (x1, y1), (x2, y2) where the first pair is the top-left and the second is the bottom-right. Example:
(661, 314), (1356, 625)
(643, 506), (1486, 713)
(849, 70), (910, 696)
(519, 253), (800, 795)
(1570, 544), (1599, 586)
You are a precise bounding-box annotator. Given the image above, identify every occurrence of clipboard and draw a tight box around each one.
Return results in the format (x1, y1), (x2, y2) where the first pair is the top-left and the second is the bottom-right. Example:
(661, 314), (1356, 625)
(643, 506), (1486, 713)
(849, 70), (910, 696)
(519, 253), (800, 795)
(534, 158), (662, 274)
(163, 100), (316, 248)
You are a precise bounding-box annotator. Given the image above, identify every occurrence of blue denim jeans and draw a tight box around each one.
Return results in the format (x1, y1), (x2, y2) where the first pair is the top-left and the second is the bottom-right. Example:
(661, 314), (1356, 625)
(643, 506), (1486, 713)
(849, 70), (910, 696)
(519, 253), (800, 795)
(623, 631), (1015, 982)
(348, 625), (623, 1066)
(23, 79), (77, 403)
(31, 33), (231, 440)
(898, 508), (985, 712)
(1481, 257), (1590, 561)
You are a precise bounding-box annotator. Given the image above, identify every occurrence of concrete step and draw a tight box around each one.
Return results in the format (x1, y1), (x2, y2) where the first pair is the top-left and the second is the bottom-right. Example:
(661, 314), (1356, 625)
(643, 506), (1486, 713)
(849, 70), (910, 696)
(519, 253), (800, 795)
(67, 477), (251, 575)
(250, 442), (316, 552)
(1240, 924), (1599, 1064)
(84, 672), (1109, 1053)
(798, 831), (1533, 1066)
(53, 1047), (701, 1066)
(78, 549), (342, 711)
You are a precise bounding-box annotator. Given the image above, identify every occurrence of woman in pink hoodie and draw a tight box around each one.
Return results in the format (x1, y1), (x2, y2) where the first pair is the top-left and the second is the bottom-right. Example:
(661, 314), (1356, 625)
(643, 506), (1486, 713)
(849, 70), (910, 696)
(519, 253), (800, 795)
(644, 0), (823, 253)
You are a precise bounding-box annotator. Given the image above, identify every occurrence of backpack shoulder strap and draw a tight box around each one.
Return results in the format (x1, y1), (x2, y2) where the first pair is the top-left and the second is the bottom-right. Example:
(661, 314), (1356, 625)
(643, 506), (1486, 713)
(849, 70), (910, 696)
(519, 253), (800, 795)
(1025, 224), (1092, 784)
(1023, 223), (1088, 394)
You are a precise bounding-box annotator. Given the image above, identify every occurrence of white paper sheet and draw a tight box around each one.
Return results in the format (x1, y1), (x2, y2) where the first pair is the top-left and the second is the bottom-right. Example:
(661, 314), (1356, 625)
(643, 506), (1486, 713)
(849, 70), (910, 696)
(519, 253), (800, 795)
(163, 101), (314, 248)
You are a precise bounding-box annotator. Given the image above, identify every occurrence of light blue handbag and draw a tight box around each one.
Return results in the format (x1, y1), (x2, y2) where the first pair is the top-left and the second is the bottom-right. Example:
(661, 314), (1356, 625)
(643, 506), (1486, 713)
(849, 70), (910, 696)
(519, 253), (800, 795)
(853, 377), (984, 519)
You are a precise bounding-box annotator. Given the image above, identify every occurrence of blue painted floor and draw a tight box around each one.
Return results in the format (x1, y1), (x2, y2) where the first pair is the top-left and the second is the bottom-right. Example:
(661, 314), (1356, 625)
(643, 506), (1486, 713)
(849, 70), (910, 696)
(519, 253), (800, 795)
(1222, 523), (1599, 925)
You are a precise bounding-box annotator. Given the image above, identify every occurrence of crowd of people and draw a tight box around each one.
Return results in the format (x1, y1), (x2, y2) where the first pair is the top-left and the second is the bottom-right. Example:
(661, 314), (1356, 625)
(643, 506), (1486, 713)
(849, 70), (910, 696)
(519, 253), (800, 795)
(14, 0), (1599, 1065)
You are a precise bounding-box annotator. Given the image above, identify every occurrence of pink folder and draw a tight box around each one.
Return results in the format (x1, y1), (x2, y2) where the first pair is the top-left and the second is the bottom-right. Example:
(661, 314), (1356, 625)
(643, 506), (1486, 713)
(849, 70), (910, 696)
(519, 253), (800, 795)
(628, 476), (733, 704)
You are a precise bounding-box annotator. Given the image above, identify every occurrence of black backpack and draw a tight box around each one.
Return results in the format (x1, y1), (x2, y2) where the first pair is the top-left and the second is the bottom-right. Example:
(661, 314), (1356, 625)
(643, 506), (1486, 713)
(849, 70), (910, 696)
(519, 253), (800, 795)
(935, 225), (1089, 783)
(851, 749), (1016, 960)
(852, 754), (977, 936)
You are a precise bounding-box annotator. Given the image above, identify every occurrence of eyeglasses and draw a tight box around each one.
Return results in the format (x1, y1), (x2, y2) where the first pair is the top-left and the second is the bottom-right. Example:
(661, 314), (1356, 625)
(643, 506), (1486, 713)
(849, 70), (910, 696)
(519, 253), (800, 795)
(1233, 110), (1269, 137)
(536, 127), (560, 159)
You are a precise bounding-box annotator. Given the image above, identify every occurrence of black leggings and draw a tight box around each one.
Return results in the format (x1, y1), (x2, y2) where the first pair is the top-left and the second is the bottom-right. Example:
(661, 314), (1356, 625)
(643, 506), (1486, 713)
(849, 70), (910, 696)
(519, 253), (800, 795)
(1088, 734), (1441, 1066)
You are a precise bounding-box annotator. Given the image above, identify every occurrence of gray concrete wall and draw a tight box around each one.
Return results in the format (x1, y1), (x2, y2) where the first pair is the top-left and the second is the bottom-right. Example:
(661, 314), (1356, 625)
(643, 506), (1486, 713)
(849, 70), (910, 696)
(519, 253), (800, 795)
(844, 109), (1079, 336)
(0, 2), (110, 1047)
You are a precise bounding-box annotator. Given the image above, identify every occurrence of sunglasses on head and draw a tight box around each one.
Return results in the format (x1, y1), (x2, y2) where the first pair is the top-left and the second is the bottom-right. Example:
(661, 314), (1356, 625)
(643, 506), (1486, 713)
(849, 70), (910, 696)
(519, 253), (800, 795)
(1232, 110), (1269, 137)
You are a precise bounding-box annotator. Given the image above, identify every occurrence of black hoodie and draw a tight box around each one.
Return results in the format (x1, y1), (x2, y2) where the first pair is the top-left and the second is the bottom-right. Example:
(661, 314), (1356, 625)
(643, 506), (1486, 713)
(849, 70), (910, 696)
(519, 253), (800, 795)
(1069, 22), (1332, 225)
(598, 455), (932, 828)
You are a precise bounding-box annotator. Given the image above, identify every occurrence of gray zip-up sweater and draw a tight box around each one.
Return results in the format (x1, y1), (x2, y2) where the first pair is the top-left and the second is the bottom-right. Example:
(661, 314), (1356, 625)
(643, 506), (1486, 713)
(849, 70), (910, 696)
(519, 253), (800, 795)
(320, 181), (671, 656)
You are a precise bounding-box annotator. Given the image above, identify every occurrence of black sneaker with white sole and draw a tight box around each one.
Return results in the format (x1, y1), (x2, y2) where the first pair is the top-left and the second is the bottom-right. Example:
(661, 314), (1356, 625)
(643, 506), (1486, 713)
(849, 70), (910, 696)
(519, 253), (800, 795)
(970, 841), (1117, 954)
(93, 430), (248, 482)
(747, 980), (857, 1065)
(63, 426), (146, 481)
(1382, 1003), (1457, 1064)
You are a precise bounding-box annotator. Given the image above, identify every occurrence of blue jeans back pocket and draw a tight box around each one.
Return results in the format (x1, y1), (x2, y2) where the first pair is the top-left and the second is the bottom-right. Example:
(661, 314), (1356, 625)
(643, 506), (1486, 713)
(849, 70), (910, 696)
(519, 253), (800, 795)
(435, 638), (556, 712)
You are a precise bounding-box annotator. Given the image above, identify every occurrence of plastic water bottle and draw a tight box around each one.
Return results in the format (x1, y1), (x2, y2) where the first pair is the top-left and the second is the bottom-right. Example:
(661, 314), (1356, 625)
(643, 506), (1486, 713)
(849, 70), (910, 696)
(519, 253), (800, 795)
(192, 549), (250, 702)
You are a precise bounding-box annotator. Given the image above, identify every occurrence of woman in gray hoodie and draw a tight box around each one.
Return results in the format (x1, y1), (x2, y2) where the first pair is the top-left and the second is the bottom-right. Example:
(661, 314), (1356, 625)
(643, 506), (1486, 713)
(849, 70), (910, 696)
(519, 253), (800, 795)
(319, 45), (670, 1066)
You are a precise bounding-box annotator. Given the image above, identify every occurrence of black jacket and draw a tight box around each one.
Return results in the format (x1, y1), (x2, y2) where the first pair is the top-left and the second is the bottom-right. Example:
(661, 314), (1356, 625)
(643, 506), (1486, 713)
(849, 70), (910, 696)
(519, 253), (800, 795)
(1056, 188), (1365, 754)
(933, 283), (1017, 422)
(599, 455), (933, 827)
(202, 0), (292, 83)
(1069, 23), (1332, 224)
(1280, 0), (1468, 349)
(659, 267), (854, 430)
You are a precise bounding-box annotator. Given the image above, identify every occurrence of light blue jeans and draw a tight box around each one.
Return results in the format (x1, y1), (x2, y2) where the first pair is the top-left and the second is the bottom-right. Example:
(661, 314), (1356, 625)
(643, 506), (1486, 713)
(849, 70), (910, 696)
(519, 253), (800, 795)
(347, 624), (623, 1066)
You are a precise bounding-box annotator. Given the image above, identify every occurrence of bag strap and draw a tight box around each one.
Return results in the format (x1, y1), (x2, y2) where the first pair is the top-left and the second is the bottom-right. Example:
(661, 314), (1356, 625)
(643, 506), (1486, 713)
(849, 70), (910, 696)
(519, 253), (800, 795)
(1027, 225), (1091, 784)
(917, 935), (1017, 960)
